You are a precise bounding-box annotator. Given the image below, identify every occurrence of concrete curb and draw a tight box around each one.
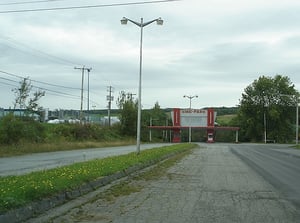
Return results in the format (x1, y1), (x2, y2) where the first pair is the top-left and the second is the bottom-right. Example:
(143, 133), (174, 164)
(0, 150), (184, 223)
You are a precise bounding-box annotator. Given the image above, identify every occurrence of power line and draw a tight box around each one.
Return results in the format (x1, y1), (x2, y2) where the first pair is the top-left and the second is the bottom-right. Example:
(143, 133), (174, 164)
(0, 70), (80, 91)
(0, 76), (19, 84)
(0, 70), (104, 107)
(0, 74), (80, 99)
(0, 35), (80, 67)
(0, 0), (69, 6)
(0, 0), (181, 14)
(0, 0), (63, 6)
(0, 80), (18, 88)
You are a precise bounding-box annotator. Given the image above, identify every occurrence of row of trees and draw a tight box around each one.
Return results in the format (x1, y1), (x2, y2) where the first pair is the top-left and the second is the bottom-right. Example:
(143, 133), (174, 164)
(1, 74), (298, 144)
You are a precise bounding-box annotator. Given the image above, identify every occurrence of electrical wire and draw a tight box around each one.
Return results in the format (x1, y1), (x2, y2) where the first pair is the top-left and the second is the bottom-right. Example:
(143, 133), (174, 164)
(0, 0), (70, 6)
(0, 70), (80, 91)
(0, 80), (17, 88)
(0, 0), (181, 13)
(0, 75), (80, 98)
(0, 70), (102, 107)
(0, 35), (81, 67)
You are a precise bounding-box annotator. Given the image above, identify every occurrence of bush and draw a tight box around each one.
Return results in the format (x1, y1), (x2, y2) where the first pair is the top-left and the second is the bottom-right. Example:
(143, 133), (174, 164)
(47, 123), (123, 142)
(0, 114), (45, 145)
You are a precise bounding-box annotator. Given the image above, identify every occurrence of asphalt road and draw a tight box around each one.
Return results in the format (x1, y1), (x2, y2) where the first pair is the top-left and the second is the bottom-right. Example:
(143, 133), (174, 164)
(230, 143), (300, 209)
(0, 143), (173, 176)
(29, 143), (300, 223)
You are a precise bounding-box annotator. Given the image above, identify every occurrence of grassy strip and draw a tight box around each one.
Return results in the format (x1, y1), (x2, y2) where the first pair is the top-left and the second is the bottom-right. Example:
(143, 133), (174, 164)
(0, 143), (197, 213)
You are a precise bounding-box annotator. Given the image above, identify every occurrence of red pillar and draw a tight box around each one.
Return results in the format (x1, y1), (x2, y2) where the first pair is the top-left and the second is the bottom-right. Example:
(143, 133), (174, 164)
(172, 108), (181, 143)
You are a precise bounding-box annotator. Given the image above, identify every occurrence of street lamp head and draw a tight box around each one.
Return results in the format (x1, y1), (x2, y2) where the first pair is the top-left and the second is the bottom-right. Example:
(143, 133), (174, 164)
(156, 17), (163, 25)
(121, 17), (128, 25)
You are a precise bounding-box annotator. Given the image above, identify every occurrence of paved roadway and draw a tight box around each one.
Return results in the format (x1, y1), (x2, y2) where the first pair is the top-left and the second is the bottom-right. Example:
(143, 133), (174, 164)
(0, 143), (173, 176)
(29, 143), (300, 223)
(230, 143), (300, 209)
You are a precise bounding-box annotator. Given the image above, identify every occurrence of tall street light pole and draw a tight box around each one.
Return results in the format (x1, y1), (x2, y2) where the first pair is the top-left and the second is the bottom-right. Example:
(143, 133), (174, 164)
(183, 95), (198, 143)
(121, 17), (163, 154)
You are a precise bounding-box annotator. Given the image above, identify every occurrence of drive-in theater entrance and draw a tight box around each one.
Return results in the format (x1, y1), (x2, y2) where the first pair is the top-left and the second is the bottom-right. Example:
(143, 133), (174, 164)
(149, 108), (239, 143)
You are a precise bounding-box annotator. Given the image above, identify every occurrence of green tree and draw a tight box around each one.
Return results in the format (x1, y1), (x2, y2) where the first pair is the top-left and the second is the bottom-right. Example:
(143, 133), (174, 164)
(141, 102), (168, 141)
(237, 75), (299, 142)
(12, 78), (45, 116)
(116, 91), (137, 136)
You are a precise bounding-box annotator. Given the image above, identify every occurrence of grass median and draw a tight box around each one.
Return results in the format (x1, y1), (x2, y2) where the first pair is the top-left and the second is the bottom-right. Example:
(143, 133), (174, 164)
(0, 143), (197, 213)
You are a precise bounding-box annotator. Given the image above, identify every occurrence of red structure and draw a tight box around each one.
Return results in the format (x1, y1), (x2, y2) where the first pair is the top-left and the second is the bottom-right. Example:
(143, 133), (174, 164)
(172, 108), (181, 143)
(149, 108), (239, 143)
(206, 108), (215, 143)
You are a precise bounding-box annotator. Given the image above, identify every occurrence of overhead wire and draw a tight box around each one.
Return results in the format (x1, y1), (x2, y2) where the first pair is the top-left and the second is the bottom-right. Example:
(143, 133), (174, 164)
(0, 70), (80, 98)
(0, 0), (70, 6)
(0, 70), (102, 106)
(0, 70), (80, 91)
(0, 0), (180, 107)
(0, 80), (17, 88)
(0, 75), (80, 99)
(0, 35), (81, 67)
(0, 0), (181, 13)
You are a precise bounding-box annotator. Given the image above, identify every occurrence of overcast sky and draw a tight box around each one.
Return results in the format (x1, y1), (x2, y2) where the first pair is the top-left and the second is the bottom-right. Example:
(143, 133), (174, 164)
(1, 0), (300, 110)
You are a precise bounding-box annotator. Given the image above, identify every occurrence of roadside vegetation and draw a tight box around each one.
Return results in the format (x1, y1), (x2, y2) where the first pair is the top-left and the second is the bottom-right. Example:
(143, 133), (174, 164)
(0, 114), (134, 157)
(1, 74), (299, 158)
(0, 85), (169, 157)
(0, 143), (197, 213)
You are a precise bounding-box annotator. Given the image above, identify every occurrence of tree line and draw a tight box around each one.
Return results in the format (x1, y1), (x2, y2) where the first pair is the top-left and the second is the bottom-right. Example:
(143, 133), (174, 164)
(0, 74), (299, 145)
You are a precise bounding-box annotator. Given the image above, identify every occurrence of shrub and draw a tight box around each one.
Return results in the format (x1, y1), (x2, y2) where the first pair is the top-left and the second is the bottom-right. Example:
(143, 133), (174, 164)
(0, 114), (45, 145)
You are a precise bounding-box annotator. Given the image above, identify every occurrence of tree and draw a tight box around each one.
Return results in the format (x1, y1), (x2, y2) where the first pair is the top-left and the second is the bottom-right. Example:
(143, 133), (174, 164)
(12, 78), (45, 116)
(141, 102), (168, 141)
(237, 75), (299, 142)
(116, 91), (138, 136)
(13, 78), (31, 110)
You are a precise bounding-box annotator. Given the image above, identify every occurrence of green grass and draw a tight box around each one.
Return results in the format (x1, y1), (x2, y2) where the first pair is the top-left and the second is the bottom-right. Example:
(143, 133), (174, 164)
(0, 143), (197, 213)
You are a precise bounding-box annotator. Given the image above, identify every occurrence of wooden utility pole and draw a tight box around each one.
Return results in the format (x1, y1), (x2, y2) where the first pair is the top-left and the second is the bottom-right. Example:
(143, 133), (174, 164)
(74, 66), (91, 124)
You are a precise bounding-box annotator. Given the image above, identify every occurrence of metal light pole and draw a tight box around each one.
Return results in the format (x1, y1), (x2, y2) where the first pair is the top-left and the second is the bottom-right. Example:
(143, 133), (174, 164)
(183, 95), (198, 143)
(121, 17), (163, 154)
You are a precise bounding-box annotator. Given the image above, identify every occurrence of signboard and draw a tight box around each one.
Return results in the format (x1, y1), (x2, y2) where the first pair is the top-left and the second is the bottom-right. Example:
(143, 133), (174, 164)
(171, 108), (216, 127)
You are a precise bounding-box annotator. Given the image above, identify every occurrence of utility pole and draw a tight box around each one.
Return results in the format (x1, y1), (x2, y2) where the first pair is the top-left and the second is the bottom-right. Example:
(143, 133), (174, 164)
(74, 66), (91, 124)
(107, 86), (114, 126)
(86, 68), (92, 123)
(128, 92), (136, 101)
